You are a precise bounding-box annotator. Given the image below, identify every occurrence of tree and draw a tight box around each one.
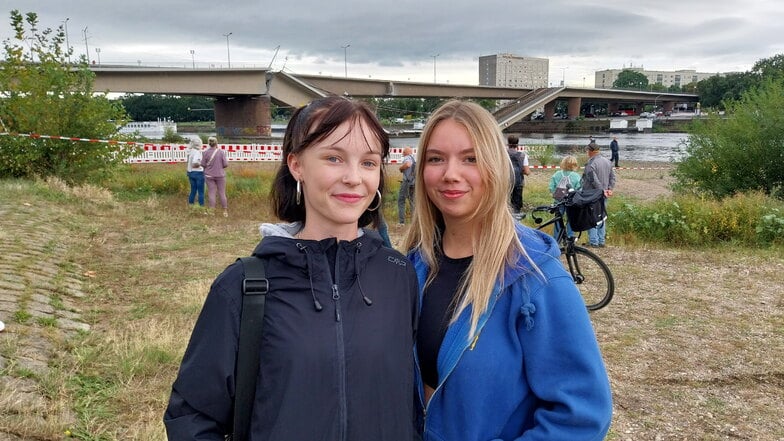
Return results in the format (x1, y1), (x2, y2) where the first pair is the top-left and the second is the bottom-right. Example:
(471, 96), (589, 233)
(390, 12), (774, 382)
(0, 10), (131, 182)
(674, 78), (784, 199)
(118, 94), (215, 122)
(612, 69), (649, 90)
(750, 54), (784, 82)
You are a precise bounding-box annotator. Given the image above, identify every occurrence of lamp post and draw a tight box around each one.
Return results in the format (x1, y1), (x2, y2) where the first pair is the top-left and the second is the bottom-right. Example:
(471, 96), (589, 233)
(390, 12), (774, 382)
(95, 47), (100, 65)
(82, 27), (89, 62)
(63, 17), (71, 63)
(341, 44), (350, 77)
(223, 32), (232, 68)
(431, 53), (440, 84)
(190, 49), (195, 69)
(654, 94), (663, 112)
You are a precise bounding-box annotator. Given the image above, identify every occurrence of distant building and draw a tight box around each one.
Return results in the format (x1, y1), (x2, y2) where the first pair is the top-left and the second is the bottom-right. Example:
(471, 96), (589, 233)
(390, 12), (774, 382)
(594, 67), (721, 89)
(479, 53), (549, 89)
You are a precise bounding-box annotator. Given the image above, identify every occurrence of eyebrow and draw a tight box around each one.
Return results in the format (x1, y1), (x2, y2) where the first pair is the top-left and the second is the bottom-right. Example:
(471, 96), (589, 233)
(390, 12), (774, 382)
(321, 144), (383, 157)
(425, 147), (475, 156)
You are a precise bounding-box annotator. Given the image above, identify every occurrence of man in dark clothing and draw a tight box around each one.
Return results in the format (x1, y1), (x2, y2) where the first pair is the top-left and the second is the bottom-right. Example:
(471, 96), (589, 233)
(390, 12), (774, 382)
(609, 136), (619, 167)
(507, 135), (530, 217)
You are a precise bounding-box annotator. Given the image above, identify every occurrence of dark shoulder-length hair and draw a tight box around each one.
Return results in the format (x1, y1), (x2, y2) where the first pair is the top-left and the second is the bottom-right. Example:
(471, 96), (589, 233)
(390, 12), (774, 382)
(271, 96), (390, 228)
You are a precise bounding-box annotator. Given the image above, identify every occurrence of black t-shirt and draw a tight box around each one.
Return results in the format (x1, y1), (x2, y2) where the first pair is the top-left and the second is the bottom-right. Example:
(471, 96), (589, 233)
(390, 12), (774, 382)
(416, 253), (473, 389)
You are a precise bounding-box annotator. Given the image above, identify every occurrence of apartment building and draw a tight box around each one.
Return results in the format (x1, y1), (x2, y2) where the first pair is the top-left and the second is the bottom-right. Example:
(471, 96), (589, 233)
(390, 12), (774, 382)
(478, 53), (549, 89)
(594, 67), (720, 89)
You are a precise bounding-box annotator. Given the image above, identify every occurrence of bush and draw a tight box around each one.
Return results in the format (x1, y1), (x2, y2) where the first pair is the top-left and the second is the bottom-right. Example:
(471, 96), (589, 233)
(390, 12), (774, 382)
(612, 192), (784, 247)
(0, 10), (133, 183)
(674, 79), (784, 199)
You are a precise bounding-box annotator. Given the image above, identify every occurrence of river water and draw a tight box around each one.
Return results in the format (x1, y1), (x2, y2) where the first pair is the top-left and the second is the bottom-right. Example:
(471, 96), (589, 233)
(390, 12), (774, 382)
(390, 132), (691, 163)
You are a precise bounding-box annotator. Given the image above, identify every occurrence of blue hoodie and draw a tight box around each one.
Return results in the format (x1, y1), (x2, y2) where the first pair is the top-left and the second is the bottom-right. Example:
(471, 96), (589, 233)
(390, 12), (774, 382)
(409, 225), (612, 441)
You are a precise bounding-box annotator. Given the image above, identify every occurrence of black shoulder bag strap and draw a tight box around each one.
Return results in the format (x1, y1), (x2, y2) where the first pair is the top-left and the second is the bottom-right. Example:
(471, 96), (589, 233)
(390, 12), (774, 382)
(232, 256), (269, 441)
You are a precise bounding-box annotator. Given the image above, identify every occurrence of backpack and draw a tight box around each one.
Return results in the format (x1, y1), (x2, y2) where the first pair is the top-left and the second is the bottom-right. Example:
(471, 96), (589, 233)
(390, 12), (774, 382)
(230, 255), (269, 441)
(553, 172), (572, 200)
(565, 188), (607, 231)
(508, 150), (523, 185)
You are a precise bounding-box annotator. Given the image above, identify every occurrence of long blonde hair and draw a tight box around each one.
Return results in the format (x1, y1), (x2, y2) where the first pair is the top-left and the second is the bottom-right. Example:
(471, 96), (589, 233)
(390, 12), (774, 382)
(403, 100), (532, 338)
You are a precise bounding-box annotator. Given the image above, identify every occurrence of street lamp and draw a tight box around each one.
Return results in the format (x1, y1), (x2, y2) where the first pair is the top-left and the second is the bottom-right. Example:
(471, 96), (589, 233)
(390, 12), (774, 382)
(190, 49), (195, 69)
(223, 32), (232, 68)
(63, 17), (70, 63)
(341, 44), (350, 78)
(95, 47), (101, 66)
(431, 53), (440, 84)
(82, 27), (89, 62)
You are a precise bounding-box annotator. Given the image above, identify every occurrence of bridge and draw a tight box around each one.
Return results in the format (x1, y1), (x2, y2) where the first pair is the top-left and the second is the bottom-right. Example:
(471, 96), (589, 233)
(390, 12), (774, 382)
(91, 66), (698, 137)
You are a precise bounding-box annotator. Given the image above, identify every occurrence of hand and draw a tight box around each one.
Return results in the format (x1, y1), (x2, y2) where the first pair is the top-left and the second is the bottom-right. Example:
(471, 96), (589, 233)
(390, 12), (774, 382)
(604, 189), (613, 197)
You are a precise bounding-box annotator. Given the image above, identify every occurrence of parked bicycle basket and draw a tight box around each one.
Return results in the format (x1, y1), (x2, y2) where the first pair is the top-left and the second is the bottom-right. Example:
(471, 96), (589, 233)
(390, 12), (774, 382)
(565, 189), (607, 232)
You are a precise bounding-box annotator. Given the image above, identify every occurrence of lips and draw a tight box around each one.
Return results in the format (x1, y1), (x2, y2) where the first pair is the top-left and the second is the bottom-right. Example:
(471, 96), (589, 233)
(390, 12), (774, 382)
(440, 189), (467, 199)
(334, 193), (365, 204)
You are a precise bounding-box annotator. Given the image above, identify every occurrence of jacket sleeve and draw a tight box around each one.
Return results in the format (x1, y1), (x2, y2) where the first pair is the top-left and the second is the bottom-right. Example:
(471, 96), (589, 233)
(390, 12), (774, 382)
(221, 150), (229, 169)
(511, 266), (613, 441)
(164, 266), (242, 440)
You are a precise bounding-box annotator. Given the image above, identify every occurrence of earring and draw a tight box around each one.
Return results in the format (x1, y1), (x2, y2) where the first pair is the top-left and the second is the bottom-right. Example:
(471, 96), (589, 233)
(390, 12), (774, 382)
(295, 180), (302, 205)
(367, 189), (382, 211)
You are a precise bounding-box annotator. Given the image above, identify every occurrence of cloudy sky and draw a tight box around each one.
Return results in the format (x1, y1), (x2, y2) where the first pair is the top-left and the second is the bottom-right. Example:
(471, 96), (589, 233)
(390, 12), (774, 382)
(3, 1), (783, 86)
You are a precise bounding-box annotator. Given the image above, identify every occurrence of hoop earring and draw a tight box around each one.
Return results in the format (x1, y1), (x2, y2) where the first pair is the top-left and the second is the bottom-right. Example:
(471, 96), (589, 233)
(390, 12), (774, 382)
(367, 190), (382, 211)
(295, 180), (302, 205)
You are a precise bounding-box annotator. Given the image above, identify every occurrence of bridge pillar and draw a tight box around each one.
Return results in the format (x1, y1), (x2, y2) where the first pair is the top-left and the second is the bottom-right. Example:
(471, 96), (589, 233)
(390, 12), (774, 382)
(544, 101), (556, 120)
(637, 102), (645, 114)
(215, 95), (272, 138)
(567, 97), (581, 119)
(608, 102), (619, 113)
(662, 101), (675, 112)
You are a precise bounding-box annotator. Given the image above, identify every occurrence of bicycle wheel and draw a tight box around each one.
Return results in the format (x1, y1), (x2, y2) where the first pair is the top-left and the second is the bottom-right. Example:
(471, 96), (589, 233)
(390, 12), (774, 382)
(560, 245), (614, 311)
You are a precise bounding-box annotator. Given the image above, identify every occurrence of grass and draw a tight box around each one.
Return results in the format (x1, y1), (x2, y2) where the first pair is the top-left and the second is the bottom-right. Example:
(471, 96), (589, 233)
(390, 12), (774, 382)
(0, 163), (782, 440)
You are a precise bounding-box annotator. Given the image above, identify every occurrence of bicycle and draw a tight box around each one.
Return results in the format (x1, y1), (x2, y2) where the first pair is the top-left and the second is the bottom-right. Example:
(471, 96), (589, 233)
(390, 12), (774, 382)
(529, 197), (614, 311)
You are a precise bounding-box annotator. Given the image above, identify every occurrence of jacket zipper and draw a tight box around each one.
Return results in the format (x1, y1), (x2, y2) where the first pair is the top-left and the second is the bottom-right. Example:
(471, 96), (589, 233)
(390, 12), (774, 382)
(331, 250), (348, 441)
(421, 296), (497, 438)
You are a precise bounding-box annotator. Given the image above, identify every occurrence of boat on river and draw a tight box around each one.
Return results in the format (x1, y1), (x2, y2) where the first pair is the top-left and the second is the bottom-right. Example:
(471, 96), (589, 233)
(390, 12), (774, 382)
(118, 118), (177, 139)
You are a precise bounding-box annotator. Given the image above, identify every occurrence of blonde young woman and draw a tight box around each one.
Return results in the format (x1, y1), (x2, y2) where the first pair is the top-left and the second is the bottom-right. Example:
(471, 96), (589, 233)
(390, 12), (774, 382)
(548, 154), (582, 239)
(404, 100), (612, 441)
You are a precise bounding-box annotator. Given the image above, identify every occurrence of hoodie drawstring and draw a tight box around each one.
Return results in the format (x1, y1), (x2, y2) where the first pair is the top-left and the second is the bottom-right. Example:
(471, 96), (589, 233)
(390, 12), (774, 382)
(355, 243), (373, 306)
(297, 243), (323, 312)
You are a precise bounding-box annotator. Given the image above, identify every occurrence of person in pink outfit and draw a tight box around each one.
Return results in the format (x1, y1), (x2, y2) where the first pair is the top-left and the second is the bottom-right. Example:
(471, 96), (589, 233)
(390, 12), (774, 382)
(201, 136), (229, 216)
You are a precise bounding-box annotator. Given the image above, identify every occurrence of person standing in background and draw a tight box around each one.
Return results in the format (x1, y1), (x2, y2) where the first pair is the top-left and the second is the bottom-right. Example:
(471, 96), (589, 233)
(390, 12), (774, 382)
(548, 155), (582, 239)
(201, 136), (229, 217)
(186, 137), (205, 209)
(397, 146), (416, 225)
(582, 142), (616, 247)
(506, 135), (530, 218)
(610, 136), (620, 167)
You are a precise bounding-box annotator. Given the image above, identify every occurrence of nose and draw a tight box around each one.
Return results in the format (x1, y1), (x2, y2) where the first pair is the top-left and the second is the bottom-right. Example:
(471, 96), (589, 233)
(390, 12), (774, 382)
(441, 158), (460, 182)
(342, 162), (362, 186)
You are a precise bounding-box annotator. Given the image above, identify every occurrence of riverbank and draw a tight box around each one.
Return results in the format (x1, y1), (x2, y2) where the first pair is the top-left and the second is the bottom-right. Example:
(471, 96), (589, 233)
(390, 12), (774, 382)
(2, 166), (780, 440)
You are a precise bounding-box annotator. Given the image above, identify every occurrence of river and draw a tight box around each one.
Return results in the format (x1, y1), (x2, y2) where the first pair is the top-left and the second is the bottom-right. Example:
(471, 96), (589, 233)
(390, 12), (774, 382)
(390, 132), (691, 163)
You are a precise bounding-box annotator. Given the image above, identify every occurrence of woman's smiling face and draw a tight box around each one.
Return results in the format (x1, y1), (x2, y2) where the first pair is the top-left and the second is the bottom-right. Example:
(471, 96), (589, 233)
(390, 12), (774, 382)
(287, 118), (382, 239)
(422, 118), (484, 226)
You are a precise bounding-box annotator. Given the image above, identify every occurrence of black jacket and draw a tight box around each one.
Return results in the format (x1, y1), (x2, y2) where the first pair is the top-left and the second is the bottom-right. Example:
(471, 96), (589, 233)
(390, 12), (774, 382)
(164, 227), (419, 440)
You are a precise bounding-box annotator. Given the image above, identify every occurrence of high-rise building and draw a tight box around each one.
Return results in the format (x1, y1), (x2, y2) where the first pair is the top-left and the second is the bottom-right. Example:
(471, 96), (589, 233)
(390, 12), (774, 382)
(594, 67), (722, 89)
(479, 53), (549, 89)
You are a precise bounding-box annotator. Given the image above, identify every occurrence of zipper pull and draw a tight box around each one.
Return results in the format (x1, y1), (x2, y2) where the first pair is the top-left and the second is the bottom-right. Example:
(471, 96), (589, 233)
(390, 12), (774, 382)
(332, 284), (341, 322)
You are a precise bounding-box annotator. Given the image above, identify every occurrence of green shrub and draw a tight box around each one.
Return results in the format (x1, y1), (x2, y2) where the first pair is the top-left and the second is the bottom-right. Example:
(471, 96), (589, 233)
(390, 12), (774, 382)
(612, 192), (784, 247)
(674, 78), (784, 199)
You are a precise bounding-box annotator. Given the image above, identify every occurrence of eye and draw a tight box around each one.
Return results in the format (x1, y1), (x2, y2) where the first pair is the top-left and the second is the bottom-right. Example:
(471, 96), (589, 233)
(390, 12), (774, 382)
(425, 155), (443, 163)
(362, 159), (378, 168)
(465, 156), (477, 164)
(326, 155), (341, 163)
